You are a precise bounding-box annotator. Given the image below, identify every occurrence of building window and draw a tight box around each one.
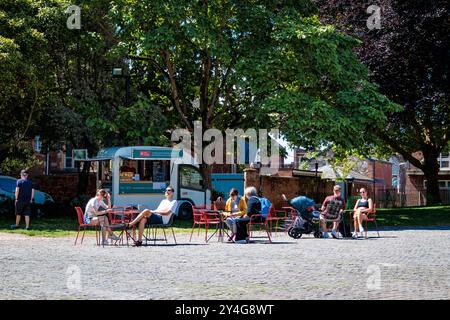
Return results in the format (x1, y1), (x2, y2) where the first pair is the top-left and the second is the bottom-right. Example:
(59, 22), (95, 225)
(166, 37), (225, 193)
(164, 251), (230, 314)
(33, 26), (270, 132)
(424, 180), (450, 189)
(64, 145), (74, 169)
(440, 152), (450, 170)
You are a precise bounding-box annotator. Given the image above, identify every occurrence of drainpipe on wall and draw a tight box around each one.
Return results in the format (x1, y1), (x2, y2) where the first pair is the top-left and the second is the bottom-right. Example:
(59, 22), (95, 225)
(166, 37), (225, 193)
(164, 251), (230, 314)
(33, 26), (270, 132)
(45, 152), (49, 175)
(372, 158), (376, 204)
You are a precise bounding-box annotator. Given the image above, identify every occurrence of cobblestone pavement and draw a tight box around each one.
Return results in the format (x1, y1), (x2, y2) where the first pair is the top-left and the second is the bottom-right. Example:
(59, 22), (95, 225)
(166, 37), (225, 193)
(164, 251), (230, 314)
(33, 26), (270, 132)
(0, 227), (449, 300)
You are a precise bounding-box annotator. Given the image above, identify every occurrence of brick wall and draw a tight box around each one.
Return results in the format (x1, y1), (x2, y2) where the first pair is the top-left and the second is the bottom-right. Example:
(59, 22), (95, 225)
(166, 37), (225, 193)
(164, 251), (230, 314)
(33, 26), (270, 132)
(244, 169), (335, 208)
(31, 173), (97, 205)
(367, 161), (393, 188)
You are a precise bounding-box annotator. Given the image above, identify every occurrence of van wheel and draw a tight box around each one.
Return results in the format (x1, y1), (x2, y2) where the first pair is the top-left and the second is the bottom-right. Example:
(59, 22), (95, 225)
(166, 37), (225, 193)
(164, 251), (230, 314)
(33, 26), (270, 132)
(177, 202), (193, 220)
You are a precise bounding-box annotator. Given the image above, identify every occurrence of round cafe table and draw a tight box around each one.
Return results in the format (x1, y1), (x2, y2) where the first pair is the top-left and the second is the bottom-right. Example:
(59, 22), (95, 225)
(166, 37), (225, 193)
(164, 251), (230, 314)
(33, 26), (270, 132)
(103, 206), (140, 246)
(204, 210), (233, 243)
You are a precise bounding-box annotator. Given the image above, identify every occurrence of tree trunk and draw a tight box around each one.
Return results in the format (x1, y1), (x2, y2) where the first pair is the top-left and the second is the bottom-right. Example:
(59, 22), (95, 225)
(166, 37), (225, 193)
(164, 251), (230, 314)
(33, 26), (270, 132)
(199, 163), (212, 191)
(77, 161), (91, 196)
(422, 149), (442, 205)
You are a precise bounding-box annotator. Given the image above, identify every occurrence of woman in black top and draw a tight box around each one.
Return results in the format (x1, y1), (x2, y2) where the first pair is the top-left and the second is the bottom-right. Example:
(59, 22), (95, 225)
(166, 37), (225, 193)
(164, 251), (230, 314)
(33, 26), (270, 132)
(234, 186), (263, 242)
(353, 188), (373, 238)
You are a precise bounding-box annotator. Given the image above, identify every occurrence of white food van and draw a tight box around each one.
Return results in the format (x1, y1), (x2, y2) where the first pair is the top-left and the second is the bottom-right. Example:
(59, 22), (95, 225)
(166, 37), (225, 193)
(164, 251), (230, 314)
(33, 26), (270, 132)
(82, 146), (211, 220)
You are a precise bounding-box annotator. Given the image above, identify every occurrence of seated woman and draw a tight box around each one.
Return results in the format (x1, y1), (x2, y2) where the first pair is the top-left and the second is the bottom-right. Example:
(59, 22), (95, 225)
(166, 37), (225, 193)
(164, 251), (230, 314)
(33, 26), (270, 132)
(352, 188), (373, 238)
(223, 188), (247, 241)
(126, 186), (177, 246)
(84, 189), (120, 245)
(234, 186), (263, 243)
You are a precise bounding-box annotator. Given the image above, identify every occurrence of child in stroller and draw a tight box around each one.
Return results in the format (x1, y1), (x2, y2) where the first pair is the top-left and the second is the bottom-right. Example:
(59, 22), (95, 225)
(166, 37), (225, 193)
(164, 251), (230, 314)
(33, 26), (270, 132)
(282, 194), (322, 239)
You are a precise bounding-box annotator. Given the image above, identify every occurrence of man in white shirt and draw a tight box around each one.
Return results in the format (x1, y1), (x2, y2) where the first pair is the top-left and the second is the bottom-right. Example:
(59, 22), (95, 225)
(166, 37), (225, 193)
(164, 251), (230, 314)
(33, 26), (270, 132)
(127, 186), (177, 246)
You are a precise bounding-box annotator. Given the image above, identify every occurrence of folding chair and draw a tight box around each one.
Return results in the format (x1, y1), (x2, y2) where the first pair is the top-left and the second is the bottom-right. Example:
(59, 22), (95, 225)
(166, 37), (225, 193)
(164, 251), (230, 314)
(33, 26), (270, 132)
(144, 213), (177, 245)
(320, 200), (345, 239)
(74, 207), (99, 245)
(364, 203), (380, 238)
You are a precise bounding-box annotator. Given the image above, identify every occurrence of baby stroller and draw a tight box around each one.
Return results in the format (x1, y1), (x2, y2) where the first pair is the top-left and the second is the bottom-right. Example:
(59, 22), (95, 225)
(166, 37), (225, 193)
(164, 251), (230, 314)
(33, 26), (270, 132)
(286, 196), (322, 239)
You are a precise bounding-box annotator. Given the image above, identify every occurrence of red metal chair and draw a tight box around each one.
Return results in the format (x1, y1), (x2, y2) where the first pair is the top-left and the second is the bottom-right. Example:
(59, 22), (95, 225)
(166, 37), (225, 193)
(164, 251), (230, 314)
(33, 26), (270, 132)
(190, 205), (221, 242)
(267, 205), (288, 235)
(364, 203), (380, 238)
(74, 207), (99, 245)
(247, 214), (272, 243)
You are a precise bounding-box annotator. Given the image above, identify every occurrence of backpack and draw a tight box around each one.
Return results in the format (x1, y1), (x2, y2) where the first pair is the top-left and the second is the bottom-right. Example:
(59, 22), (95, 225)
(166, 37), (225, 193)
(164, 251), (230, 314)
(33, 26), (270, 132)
(257, 197), (271, 218)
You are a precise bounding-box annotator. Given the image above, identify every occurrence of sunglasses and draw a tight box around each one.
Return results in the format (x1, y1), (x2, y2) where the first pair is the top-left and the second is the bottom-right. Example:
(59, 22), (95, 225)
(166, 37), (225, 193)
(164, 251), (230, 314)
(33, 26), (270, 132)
(165, 189), (173, 192)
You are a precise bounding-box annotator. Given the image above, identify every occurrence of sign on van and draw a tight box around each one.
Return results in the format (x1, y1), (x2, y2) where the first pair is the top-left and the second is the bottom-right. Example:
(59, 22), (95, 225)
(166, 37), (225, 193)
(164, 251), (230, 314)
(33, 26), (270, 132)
(131, 148), (183, 159)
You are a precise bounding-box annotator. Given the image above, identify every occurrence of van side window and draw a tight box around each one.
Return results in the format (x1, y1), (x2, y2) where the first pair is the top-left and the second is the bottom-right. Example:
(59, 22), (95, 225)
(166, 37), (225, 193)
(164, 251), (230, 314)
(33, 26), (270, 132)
(179, 165), (204, 190)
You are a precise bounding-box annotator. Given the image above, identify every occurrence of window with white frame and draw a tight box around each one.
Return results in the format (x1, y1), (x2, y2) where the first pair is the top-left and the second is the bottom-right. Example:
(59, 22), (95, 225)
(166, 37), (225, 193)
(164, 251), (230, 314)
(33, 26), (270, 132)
(424, 180), (450, 189)
(440, 152), (450, 170)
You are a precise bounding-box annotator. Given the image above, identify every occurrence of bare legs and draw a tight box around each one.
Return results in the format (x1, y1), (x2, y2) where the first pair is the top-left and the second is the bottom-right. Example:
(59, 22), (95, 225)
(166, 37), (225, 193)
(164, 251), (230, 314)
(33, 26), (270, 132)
(320, 219), (338, 234)
(91, 216), (115, 241)
(128, 209), (152, 242)
(15, 215), (30, 228)
(353, 209), (367, 235)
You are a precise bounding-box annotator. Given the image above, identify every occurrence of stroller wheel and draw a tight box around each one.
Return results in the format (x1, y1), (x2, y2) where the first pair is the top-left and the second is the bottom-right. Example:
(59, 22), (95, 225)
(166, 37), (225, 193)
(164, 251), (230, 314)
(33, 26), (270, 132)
(314, 231), (322, 238)
(287, 227), (295, 238)
(288, 227), (302, 239)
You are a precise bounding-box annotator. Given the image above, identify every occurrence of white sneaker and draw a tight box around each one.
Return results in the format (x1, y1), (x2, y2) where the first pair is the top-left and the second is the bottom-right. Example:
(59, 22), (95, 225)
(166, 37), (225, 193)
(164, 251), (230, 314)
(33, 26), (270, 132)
(109, 234), (120, 241)
(102, 239), (109, 246)
(352, 233), (358, 239)
(359, 225), (365, 233)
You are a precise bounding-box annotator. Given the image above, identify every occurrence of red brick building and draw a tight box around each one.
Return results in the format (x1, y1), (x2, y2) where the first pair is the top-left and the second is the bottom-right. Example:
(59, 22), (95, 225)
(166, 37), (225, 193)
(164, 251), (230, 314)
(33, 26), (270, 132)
(402, 151), (450, 205)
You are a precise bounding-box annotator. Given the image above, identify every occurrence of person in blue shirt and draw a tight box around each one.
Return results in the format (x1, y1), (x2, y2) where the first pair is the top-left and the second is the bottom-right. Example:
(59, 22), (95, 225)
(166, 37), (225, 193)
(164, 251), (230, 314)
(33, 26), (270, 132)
(11, 170), (34, 230)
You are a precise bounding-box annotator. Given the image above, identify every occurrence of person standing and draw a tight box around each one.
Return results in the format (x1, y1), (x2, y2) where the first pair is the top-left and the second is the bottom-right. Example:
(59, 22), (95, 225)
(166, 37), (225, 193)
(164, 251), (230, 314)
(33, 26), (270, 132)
(11, 170), (34, 230)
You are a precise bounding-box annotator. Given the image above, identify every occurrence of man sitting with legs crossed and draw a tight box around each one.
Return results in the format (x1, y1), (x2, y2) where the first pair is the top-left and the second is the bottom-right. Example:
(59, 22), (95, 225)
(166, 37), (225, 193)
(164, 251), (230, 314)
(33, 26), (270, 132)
(126, 186), (177, 246)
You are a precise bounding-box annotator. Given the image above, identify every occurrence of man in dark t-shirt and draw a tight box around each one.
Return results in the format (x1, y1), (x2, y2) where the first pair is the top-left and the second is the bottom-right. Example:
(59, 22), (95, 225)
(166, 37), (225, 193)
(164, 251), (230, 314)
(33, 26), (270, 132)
(11, 169), (35, 230)
(320, 185), (346, 239)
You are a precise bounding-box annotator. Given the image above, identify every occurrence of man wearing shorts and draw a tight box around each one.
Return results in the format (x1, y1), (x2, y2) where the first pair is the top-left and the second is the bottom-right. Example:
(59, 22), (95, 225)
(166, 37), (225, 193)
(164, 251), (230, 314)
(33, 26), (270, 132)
(320, 185), (346, 239)
(126, 186), (177, 246)
(11, 170), (34, 230)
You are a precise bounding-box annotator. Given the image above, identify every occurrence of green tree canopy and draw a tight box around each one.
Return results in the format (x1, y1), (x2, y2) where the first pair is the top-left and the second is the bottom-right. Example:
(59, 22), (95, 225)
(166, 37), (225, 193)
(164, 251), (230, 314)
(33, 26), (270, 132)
(317, 0), (450, 204)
